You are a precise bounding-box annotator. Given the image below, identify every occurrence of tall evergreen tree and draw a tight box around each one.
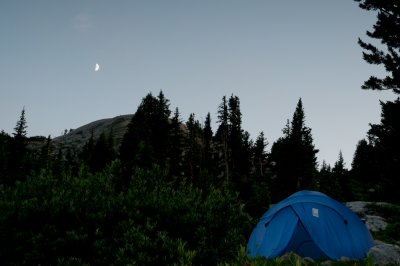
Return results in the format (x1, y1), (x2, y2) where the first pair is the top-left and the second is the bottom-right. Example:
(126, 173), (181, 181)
(238, 130), (253, 191)
(119, 92), (172, 177)
(39, 135), (54, 174)
(245, 131), (271, 218)
(332, 151), (349, 200)
(8, 108), (29, 183)
(366, 98), (400, 202)
(169, 107), (184, 177)
(215, 96), (229, 181)
(13, 108), (28, 138)
(202, 112), (214, 172)
(228, 95), (248, 178)
(184, 113), (203, 183)
(355, 0), (400, 93)
(270, 135), (292, 200)
(253, 132), (268, 177)
(290, 99), (318, 188)
(0, 130), (11, 183)
(154, 91), (172, 163)
(352, 139), (378, 185)
(270, 99), (318, 201)
(214, 95), (253, 184)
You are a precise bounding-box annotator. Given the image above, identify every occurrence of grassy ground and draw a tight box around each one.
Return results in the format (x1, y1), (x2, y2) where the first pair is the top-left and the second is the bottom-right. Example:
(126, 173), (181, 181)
(219, 247), (375, 266)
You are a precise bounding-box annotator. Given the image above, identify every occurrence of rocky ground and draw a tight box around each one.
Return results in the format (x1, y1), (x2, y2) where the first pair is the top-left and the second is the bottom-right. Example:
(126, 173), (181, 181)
(346, 201), (389, 232)
(346, 201), (400, 265)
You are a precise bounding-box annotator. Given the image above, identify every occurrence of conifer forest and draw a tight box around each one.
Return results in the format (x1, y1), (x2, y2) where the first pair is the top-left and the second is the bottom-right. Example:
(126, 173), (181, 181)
(1, 0), (399, 264)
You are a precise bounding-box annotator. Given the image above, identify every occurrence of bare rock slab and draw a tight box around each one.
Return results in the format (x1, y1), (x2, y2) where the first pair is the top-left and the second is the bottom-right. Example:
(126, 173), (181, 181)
(368, 241), (400, 265)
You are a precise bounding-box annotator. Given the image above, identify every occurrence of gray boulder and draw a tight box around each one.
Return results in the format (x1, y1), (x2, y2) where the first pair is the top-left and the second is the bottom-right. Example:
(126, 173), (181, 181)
(368, 240), (400, 265)
(365, 214), (388, 232)
(345, 201), (389, 232)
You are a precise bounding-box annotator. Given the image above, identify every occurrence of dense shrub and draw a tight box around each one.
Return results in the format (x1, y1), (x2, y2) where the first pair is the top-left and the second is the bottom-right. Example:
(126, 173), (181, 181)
(0, 164), (252, 265)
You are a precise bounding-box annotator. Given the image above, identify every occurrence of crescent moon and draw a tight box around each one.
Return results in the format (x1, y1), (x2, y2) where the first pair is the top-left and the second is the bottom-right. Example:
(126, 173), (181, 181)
(95, 63), (100, 71)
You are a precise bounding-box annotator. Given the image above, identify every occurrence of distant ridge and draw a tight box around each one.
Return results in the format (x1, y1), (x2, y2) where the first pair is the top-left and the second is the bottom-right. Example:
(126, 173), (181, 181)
(53, 114), (133, 151)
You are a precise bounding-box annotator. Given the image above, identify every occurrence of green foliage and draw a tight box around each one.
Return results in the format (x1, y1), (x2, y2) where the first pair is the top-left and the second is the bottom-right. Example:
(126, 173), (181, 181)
(219, 247), (375, 266)
(122, 167), (252, 265)
(355, 0), (400, 94)
(245, 179), (271, 219)
(0, 165), (252, 265)
(0, 166), (119, 264)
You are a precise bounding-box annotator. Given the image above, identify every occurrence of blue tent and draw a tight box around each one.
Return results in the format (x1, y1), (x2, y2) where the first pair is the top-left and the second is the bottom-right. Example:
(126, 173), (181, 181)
(247, 190), (374, 260)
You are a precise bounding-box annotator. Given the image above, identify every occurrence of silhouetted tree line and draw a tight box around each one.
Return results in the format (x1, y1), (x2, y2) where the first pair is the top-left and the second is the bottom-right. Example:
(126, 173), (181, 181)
(115, 92), (322, 204)
(115, 92), (278, 206)
(2, 90), (400, 204)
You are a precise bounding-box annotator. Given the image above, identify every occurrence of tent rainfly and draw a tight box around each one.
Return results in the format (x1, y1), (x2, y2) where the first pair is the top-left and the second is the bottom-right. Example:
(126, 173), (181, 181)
(247, 190), (374, 260)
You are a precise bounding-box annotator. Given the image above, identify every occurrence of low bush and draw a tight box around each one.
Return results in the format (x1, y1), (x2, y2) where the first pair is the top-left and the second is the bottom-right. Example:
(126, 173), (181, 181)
(0, 164), (252, 265)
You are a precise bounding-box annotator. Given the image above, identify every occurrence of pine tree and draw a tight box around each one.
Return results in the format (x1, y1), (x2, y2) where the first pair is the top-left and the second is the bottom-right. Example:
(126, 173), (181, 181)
(0, 130), (11, 183)
(270, 98), (318, 201)
(119, 92), (172, 176)
(332, 151), (349, 200)
(352, 139), (378, 185)
(184, 113), (203, 183)
(13, 107), (28, 139)
(39, 135), (54, 174)
(253, 132), (268, 177)
(238, 130), (253, 189)
(169, 107), (184, 177)
(365, 98), (400, 202)
(290, 99), (318, 189)
(332, 151), (346, 176)
(8, 108), (29, 182)
(215, 96), (229, 181)
(355, 0), (400, 93)
(202, 112), (213, 172)
(246, 132), (271, 218)
(317, 161), (340, 199)
(228, 95), (247, 178)
(290, 99), (305, 141)
(154, 91), (172, 164)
